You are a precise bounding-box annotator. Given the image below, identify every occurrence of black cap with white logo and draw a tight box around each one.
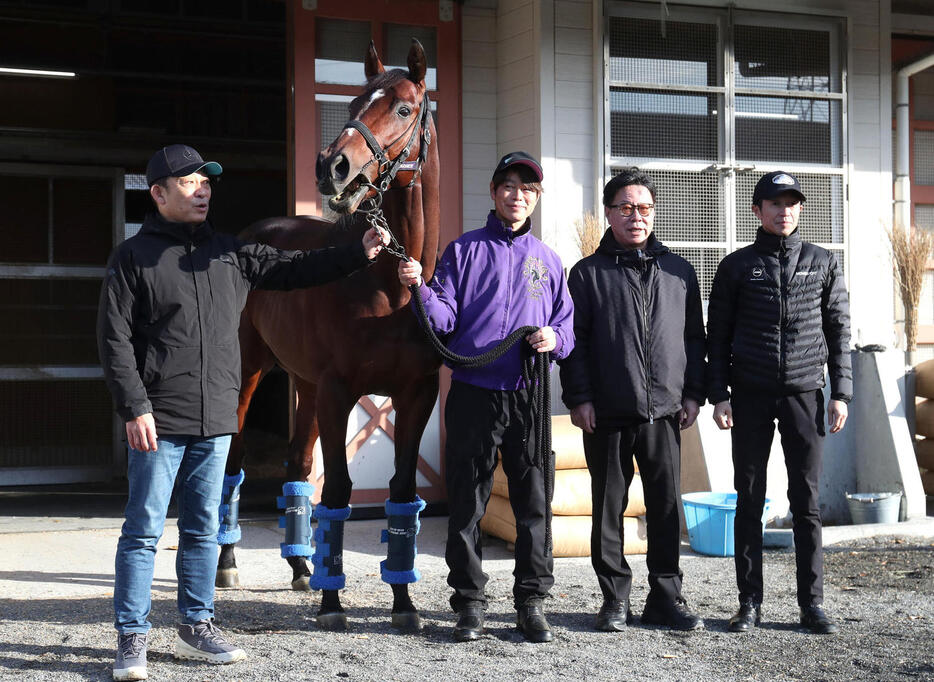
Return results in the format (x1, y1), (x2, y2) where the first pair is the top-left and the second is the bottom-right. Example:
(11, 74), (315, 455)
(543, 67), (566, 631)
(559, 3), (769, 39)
(145, 144), (223, 187)
(492, 151), (543, 182)
(752, 170), (806, 204)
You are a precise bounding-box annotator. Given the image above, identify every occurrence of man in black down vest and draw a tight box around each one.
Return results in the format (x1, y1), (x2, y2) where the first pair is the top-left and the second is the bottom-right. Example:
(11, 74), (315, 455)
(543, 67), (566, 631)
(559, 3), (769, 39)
(707, 170), (852, 635)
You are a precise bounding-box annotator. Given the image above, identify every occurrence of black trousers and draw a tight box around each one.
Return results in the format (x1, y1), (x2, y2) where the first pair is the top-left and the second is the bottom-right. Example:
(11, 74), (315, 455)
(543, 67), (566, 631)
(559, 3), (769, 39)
(444, 380), (553, 612)
(583, 416), (683, 606)
(731, 389), (826, 608)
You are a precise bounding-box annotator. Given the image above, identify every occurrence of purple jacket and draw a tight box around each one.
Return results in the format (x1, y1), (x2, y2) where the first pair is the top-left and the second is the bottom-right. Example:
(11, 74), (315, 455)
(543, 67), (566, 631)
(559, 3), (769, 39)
(415, 211), (574, 390)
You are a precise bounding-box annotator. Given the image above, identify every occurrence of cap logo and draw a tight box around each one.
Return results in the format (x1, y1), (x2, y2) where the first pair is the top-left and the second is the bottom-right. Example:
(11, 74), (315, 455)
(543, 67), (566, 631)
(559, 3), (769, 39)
(772, 173), (795, 186)
(183, 148), (193, 159)
(503, 156), (512, 165)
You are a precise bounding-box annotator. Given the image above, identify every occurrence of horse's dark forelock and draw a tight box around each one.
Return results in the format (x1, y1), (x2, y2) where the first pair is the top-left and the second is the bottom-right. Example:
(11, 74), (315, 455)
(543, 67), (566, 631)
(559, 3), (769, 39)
(348, 69), (412, 118)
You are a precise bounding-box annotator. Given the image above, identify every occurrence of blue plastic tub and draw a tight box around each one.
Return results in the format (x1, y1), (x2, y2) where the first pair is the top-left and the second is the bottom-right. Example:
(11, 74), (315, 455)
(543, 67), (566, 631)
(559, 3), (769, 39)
(681, 492), (770, 557)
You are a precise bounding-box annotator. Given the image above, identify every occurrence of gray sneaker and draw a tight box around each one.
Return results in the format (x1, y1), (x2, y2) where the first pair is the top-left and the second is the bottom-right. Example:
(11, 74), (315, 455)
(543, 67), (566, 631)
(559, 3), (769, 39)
(174, 620), (247, 664)
(113, 632), (148, 681)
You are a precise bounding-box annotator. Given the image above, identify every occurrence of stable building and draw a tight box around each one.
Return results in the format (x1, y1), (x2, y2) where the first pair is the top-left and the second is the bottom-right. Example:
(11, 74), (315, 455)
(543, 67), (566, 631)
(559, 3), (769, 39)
(1, 0), (932, 508)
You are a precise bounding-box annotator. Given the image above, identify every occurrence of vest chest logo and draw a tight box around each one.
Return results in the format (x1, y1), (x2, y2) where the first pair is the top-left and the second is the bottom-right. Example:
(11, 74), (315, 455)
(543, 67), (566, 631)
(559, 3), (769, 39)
(750, 266), (765, 281)
(523, 256), (549, 299)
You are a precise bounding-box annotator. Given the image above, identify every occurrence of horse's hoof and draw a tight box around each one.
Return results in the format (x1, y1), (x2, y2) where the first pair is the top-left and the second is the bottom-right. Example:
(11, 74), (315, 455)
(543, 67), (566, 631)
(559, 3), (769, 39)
(391, 611), (423, 631)
(291, 574), (312, 592)
(215, 568), (240, 589)
(317, 612), (349, 630)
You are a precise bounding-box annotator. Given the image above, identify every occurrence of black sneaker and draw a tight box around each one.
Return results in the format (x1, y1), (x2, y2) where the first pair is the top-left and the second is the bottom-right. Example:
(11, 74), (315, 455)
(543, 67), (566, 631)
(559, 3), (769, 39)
(641, 597), (705, 631)
(595, 599), (632, 632)
(728, 601), (762, 632)
(113, 632), (147, 681)
(516, 601), (554, 643)
(800, 605), (839, 634)
(174, 620), (247, 664)
(453, 605), (485, 642)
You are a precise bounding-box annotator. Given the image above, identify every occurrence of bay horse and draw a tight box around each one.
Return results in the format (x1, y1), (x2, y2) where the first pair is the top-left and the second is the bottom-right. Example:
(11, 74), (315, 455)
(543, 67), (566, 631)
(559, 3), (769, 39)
(216, 39), (441, 630)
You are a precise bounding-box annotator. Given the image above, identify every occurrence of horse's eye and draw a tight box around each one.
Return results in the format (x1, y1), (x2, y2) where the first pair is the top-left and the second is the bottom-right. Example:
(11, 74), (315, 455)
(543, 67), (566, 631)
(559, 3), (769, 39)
(398, 106), (412, 118)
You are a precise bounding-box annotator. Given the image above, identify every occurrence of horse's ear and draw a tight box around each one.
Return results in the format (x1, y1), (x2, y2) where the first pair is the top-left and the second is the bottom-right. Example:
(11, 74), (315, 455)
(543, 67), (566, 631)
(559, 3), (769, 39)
(407, 38), (427, 85)
(365, 40), (385, 79)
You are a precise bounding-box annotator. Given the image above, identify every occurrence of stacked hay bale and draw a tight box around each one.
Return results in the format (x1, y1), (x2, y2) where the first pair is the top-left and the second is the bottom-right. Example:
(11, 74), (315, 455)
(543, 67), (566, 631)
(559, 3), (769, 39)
(480, 414), (648, 557)
(914, 359), (934, 496)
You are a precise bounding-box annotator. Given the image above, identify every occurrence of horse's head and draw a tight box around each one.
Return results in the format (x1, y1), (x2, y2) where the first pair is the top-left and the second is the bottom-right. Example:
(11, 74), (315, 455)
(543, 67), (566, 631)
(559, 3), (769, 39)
(317, 39), (431, 214)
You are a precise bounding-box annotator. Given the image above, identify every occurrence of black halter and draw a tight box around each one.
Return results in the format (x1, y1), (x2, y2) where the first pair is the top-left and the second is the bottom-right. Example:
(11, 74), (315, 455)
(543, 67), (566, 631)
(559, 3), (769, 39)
(344, 92), (433, 193)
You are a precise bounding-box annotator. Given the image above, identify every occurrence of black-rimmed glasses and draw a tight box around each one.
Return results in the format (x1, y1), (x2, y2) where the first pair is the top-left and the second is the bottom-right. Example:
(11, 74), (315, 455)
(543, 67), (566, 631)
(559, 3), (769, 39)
(609, 202), (654, 217)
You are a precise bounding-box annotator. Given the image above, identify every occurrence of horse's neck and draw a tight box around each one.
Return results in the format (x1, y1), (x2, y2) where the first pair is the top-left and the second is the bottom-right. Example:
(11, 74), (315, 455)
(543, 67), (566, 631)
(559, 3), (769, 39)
(382, 158), (440, 283)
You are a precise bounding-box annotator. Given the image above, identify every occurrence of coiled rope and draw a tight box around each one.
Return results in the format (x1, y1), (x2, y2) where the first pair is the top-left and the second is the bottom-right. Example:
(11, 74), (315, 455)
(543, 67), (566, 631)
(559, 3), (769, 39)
(408, 283), (554, 555)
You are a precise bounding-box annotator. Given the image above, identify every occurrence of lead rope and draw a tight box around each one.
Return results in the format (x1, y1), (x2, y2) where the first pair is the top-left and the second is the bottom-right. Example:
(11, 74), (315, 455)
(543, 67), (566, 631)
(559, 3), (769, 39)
(408, 281), (554, 556)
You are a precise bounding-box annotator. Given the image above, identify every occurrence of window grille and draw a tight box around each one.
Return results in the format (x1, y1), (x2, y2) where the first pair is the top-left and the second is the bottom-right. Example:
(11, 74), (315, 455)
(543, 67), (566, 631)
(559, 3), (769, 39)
(606, 4), (847, 301)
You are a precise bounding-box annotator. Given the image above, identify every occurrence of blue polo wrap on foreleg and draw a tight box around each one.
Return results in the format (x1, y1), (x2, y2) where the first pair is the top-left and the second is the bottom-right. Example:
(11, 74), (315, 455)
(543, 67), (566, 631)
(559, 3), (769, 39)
(277, 481), (314, 559)
(217, 470), (245, 545)
(380, 496), (427, 584)
(310, 504), (351, 590)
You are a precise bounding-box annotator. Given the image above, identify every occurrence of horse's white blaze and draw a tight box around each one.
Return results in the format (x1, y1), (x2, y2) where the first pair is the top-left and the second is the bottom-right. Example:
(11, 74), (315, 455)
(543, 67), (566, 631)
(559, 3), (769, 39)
(360, 88), (386, 114)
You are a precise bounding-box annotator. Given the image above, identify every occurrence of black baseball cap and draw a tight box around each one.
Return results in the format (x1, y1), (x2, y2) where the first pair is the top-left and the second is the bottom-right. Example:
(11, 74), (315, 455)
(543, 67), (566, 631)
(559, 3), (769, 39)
(492, 151), (543, 182)
(145, 144), (223, 187)
(752, 170), (806, 204)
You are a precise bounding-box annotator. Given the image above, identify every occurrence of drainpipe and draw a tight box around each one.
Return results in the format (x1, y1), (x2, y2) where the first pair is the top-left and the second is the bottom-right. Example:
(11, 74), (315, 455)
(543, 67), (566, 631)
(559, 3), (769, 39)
(895, 52), (934, 232)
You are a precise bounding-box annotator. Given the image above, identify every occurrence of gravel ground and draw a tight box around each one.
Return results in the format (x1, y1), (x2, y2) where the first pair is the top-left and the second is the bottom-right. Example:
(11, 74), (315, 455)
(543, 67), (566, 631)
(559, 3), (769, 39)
(1, 529), (932, 682)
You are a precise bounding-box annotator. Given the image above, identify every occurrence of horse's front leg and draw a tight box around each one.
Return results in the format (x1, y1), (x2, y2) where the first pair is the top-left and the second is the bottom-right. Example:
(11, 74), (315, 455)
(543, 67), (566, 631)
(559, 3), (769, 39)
(312, 371), (358, 630)
(382, 372), (440, 630)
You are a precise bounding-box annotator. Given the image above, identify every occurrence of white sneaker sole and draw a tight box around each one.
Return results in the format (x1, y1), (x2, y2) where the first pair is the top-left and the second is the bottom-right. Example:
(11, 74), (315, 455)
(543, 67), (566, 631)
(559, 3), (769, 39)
(113, 664), (147, 681)
(173, 636), (247, 664)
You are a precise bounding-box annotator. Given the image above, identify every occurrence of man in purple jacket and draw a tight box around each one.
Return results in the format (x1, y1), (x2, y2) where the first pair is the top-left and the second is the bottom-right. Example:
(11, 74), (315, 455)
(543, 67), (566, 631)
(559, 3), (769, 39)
(398, 152), (574, 643)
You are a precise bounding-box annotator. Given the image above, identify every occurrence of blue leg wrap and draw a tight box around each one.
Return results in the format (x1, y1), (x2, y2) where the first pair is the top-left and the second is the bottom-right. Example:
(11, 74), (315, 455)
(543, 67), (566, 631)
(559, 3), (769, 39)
(277, 481), (314, 559)
(310, 504), (351, 591)
(380, 496), (427, 584)
(217, 470), (245, 545)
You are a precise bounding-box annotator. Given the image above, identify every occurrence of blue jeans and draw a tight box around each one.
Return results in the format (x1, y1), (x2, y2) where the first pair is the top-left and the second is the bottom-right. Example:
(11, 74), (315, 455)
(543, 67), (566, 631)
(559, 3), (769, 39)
(114, 434), (231, 634)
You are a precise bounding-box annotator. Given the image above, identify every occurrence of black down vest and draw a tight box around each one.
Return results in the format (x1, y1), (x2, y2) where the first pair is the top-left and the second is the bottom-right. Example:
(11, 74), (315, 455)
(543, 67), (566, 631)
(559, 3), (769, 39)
(706, 227), (852, 404)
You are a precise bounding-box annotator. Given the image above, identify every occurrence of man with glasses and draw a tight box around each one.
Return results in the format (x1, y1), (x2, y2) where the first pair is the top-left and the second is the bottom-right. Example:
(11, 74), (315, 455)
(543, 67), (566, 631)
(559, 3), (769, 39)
(398, 152), (574, 643)
(707, 171), (851, 635)
(560, 168), (706, 632)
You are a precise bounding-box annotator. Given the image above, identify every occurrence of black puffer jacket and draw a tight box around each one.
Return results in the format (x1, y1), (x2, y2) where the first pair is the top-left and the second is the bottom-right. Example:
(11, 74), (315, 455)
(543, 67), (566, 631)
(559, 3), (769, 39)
(706, 227), (852, 404)
(560, 231), (706, 425)
(97, 212), (370, 436)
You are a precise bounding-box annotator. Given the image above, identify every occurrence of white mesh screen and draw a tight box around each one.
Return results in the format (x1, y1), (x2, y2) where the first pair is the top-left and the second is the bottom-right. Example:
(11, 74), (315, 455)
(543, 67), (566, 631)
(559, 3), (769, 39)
(736, 97), (842, 166)
(916, 205), (934, 231)
(735, 172), (844, 244)
(318, 100), (349, 150)
(608, 16), (719, 87)
(669, 246), (727, 300)
(641, 169), (724, 242)
(607, 5), (847, 300)
(315, 19), (369, 85)
(734, 24), (840, 93)
(610, 88), (719, 161)
(913, 130), (934, 185)
(385, 24), (437, 90)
